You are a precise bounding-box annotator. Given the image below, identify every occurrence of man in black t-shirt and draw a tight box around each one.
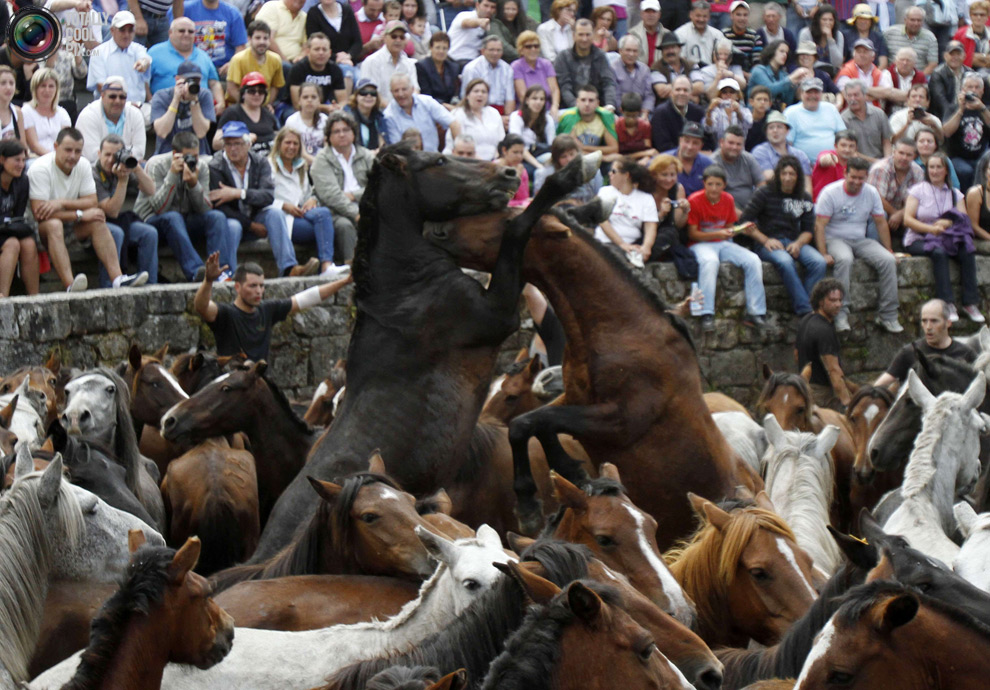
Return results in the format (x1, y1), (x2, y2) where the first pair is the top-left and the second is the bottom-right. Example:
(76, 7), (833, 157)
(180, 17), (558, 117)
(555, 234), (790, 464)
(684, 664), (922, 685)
(874, 299), (977, 393)
(194, 253), (351, 361)
(795, 278), (851, 411)
(286, 33), (347, 114)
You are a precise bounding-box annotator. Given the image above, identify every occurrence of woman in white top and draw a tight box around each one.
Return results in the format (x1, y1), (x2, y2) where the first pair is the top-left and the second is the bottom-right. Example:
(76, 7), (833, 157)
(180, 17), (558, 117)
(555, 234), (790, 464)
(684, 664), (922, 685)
(537, 0), (576, 62)
(268, 127), (348, 279)
(443, 79), (505, 161)
(0, 66), (26, 151)
(595, 156), (659, 264)
(22, 68), (71, 158)
(285, 84), (329, 163)
(508, 85), (557, 170)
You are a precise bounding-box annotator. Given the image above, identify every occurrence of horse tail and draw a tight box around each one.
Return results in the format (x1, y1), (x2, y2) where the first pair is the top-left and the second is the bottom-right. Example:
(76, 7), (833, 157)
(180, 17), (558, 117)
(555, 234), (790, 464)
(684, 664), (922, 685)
(193, 498), (248, 577)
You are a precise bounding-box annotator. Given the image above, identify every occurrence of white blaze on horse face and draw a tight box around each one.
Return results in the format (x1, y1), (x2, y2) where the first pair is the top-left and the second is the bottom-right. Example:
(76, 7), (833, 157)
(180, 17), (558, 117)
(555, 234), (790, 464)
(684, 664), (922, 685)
(622, 503), (695, 624)
(863, 403), (879, 425)
(212, 372), (232, 385)
(783, 392), (789, 406)
(377, 487), (403, 503)
(775, 536), (818, 599)
(486, 375), (506, 403)
(158, 367), (190, 400)
(312, 381), (329, 406)
(662, 650), (695, 690)
(794, 618), (837, 689)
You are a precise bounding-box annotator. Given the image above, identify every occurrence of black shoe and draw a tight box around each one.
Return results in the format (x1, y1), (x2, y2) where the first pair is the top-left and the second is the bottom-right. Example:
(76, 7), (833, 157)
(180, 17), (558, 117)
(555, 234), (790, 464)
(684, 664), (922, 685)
(745, 314), (767, 329)
(193, 266), (206, 283)
(700, 314), (715, 332)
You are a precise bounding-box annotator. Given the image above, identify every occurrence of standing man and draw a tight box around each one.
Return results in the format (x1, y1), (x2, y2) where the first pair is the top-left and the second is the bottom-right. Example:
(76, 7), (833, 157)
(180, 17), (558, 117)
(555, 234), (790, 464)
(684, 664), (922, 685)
(29, 127), (148, 292)
(460, 35), (515, 114)
(555, 84), (618, 157)
(554, 19), (616, 109)
(628, 0), (668, 67)
(168, 0), (247, 78)
(795, 277), (853, 410)
(447, 0), (498, 65)
(148, 17), (225, 115)
(866, 138), (924, 234)
(87, 11), (152, 123)
(752, 111), (812, 185)
(382, 73), (459, 151)
(226, 21), (286, 106)
(151, 61), (215, 156)
(784, 78), (847, 163)
(814, 157), (902, 333)
(874, 299), (980, 391)
(363, 21), (421, 105)
(710, 125), (764, 212)
(286, 32), (347, 114)
(840, 79), (892, 163)
(75, 76), (147, 164)
(254, 0), (308, 68)
(883, 7), (939, 76)
(194, 253), (352, 361)
(128, 0), (173, 47)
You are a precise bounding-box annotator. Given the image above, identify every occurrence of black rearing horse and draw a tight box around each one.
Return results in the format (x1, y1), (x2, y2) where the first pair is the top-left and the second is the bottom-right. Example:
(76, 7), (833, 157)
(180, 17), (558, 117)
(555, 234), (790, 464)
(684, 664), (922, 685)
(251, 146), (601, 559)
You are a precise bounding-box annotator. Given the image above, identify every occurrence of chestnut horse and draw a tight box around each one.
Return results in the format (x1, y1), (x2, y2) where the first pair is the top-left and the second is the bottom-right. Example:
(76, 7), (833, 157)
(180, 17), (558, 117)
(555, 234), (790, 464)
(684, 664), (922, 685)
(705, 392), (751, 417)
(664, 494), (818, 648)
(161, 437), (260, 575)
(0, 351), (62, 425)
(0, 394), (20, 456)
(431, 209), (756, 546)
(756, 367), (857, 530)
(305, 359), (347, 428)
(124, 344), (191, 475)
(845, 386), (894, 518)
(482, 350), (546, 424)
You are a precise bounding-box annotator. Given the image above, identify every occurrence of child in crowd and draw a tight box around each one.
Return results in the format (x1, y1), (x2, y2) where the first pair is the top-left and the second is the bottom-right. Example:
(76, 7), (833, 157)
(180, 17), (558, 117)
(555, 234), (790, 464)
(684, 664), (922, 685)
(407, 15), (430, 59)
(704, 79), (753, 144)
(285, 84), (329, 162)
(496, 133), (531, 206)
(614, 93), (656, 163)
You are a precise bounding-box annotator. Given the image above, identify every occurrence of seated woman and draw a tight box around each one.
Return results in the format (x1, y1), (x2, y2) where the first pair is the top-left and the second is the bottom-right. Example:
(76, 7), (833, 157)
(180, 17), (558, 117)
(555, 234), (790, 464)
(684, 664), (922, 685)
(415, 32), (460, 107)
(534, 134), (602, 204)
(749, 40), (810, 107)
(915, 127), (959, 190)
(686, 165), (767, 332)
(22, 67), (70, 158)
(344, 79), (387, 151)
(496, 134), (530, 207)
(512, 31), (560, 119)
(0, 140), (37, 295)
(508, 85), (556, 179)
(285, 84), (329, 161)
(740, 155), (825, 315)
(904, 151), (983, 322)
(691, 40), (746, 102)
(268, 127), (350, 280)
(443, 79), (505, 161)
(647, 153), (694, 277)
(492, 0), (537, 61)
(593, 156), (659, 266)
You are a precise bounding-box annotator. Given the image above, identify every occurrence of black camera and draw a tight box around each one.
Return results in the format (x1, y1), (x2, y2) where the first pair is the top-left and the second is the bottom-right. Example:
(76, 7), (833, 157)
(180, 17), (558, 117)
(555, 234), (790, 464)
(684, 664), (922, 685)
(966, 92), (978, 102)
(114, 147), (137, 169)
(183, 154), (198, 171)
(669, 200), (681, 208)
(912, 107), (926, 119)
(184, 78), (200, 95)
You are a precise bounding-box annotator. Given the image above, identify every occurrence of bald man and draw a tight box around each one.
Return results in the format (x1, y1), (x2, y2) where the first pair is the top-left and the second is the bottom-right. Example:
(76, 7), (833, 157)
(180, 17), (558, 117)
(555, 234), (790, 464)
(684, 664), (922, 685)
(148, 17), (225, 114)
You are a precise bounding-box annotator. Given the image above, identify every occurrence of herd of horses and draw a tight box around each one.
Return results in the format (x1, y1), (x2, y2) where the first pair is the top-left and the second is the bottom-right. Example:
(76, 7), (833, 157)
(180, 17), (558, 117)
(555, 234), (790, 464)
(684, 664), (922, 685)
(1, 145), (990, 689)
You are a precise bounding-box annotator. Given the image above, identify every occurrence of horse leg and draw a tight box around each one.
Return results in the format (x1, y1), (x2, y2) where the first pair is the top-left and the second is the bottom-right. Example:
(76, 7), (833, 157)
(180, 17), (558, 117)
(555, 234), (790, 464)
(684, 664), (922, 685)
(510, 402), (622, 535)
(553, 194), (616, 228)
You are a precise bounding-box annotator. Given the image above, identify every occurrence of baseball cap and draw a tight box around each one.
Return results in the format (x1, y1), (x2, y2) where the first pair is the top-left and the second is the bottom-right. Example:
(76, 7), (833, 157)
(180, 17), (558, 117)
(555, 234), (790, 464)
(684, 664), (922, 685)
(681, 121), (704, 139)
(796, 41), (817, 56)
(729, 0), (749, 11)
(801, 77), (824, 92)
(356, 78), (378, 92)
(221, 121), (251, 139)
(383, 19), (407, 35)
(240, 71), (268, 88)
(717, 77), (740, 92)
(177, 61), (202, 79)
(947, 40), (965, 53)
(853, 38), (876, 51)
(111, 10), (136, 28)
(641, 0), (661, 11)
(766, 111), (789, 128)
(103, 75), (126, 90)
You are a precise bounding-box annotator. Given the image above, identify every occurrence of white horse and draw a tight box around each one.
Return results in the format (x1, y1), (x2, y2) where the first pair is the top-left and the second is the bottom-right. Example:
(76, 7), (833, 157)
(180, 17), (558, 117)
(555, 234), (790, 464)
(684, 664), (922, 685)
(881, 370), (988, 566)
(762, 414), (841, 577)
(0, 378), (46, 450)
(0, 447), (163, 688)
(714, 411), (768, 477)
(953, 502), (990, 592)
(32, 524), (514, 690)
(61, 369), (166, 530)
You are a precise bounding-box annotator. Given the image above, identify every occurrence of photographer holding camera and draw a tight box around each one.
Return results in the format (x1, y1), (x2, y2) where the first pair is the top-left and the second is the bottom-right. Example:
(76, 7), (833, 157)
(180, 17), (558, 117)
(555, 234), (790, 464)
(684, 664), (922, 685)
(943, 72), (990, 190)
(151, 61), (216, 156)
(94, 134), (159, 285)
(76, 77), (146, 164)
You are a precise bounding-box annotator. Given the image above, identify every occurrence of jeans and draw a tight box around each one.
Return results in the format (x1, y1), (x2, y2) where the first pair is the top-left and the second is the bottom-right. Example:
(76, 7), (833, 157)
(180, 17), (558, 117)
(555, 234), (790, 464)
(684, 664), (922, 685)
(786, 5), (808, 35)
(952, 157), (977, 191)
(98, 223), (124, 288)
(290, 207), (336, 263)
(108, 212), (159, 284)
(147, 210), (232, 280)
(135, 12), (170, 47)
(904, 239), (980, 307)
(755, 239), (827, 315)
(690, 240), (767, 316)
(227, 208), (295, 274)
(826, 236), (899, 321)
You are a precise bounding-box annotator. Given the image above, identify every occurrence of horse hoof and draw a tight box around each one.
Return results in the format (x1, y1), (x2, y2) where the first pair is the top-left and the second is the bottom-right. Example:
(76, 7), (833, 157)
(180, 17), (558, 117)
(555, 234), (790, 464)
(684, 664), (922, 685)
(514, 501), (545, 537)
(580, 151), (602, 183)
(596, 195), (616, 223)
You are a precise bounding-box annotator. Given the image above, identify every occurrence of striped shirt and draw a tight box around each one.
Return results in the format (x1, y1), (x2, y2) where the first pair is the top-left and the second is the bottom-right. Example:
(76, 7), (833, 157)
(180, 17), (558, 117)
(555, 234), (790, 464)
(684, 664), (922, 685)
(139, 0), (171, 16)
(722, 27), (763, 72)
(883, 25), (939, 68)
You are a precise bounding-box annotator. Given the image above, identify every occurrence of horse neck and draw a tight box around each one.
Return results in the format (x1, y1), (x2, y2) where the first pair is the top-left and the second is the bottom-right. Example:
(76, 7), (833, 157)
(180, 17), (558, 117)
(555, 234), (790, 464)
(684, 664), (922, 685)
(365, 179), (440, 276)
(242, 385), (312, 459)
(265, 502), (342, 577)
(901, 409), (966, 532)
(900, 606), (990, 685)
(73, 615), (171, 690)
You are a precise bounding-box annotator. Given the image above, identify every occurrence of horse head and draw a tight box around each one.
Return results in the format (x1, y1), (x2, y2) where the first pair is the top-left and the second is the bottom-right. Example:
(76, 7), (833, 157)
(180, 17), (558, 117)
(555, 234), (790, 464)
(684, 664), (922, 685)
(416, 524), (513, 615)
(846, 386), (894, 483)
(756, 367), (815, 432)
(128, 345), (188, 428)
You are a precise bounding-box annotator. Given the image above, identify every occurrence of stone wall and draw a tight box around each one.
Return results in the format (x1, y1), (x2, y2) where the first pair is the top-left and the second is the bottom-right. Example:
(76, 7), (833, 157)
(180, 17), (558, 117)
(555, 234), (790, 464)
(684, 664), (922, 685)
(1, 257), (987, 406)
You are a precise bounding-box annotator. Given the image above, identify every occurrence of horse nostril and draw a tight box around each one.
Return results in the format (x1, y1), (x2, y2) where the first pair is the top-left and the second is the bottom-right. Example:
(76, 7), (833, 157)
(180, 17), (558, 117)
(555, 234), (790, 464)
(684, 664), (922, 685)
(502, 167), (518, 178)
(79, 410), (91, 424)
(870, 446), (880, 463)
(698, 668), (723, 690)
(162, 416), (176, 431)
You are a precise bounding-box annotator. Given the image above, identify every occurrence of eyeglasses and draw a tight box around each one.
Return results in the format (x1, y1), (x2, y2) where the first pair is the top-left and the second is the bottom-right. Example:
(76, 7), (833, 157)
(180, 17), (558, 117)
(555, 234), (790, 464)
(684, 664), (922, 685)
(358, 90), (377, 97)
(174, 28), (195, 33)
(523, 43), (540, 49)
(105, 93), (126, 100)
(244, 87), (267, 95)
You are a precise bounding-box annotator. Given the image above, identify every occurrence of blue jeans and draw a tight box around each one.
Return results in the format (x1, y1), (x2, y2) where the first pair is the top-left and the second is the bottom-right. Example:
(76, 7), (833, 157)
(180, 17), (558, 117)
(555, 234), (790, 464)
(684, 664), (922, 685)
(98, 223), (125, 288)
(691, 240), (767, 316)
(787, 5), (809, 35)
(953, 157), (977, 191)
(107, 213), (159, 284)
(226, 208), (295, 274)
(147, 210), (232, 280)
(755, 239), (827, 315)
(290, 207), (336, 263)
(135, 13), (170, 47)
(904, 239), (980, 307)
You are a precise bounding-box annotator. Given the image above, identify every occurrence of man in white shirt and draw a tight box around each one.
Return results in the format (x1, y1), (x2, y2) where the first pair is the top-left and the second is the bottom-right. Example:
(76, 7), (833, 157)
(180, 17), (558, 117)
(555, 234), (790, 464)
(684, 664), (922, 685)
(75, 77), (147, 163)
(460, 35), (515, 116)
(361, 21), (420, 105)
(447, 0), (498, 64)
(87, 11), (152, 123)
(675, 0), (724, 67)
(28, 127), (148, 292)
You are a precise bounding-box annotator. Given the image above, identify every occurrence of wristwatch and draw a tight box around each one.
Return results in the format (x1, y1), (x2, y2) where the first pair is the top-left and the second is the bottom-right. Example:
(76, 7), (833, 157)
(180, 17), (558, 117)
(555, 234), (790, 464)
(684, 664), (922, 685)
(75, 209), (83, 221)
(240, 189), (246, 200)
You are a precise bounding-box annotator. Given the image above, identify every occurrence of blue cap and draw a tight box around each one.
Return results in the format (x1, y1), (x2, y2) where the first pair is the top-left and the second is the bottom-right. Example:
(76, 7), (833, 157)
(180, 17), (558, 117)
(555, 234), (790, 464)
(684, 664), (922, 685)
(176, 60), (202, 79)
(221, 121), (251, 139)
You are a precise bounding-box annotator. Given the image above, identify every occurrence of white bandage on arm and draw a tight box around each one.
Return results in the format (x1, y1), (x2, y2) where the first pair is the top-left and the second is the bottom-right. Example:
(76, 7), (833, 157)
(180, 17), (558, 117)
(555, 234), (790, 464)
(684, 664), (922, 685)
(294, 285), (324, 310)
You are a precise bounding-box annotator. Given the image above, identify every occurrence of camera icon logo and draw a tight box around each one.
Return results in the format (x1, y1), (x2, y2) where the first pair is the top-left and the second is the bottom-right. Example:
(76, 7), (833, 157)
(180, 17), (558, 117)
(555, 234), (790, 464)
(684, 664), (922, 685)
(7, 4), (63, 62)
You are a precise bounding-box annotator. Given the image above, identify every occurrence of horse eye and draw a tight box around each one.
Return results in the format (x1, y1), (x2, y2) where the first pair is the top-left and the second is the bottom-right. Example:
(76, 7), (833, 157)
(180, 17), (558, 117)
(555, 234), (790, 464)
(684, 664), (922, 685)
(826, 670), (853, 685)
(638, 641), (656, 662)
(106, 386), (115, 394)
(916, 581), (932, 593)
(151, 381), (160, 388)
(463, 578), (480, 591)
(750, 567), (770, 582)
(595, 535), (617, 548)
(221, 385), (232, 393)
(48, 379), (56, 387)
(360, 513), (379, 524)
(436, 156), (446, 166)
(504, 394), (519, 403)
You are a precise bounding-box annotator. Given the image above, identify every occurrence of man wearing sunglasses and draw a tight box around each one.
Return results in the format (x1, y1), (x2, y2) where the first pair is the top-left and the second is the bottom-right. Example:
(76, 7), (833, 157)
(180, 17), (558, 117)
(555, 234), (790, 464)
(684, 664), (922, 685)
(88, 11), (152, 124)
(148, 17), (225, 115)
(76, 77), (147, 164)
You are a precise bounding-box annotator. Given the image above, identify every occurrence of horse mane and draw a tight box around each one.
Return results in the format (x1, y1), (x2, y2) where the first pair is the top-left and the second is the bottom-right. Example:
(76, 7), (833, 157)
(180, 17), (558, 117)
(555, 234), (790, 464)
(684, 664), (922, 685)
(756, 373), (814, 429)
(62, 545), (177, 690)
(664, 505), (799, 641)
(0, 471), (84, 682)
(540, 477), (627, 538)
(323, 540), (593, 690)
(846, 386), (894, 412)
(974, 347), (990, 375)
(479, 580), (622, 690)
(366, 665), (442, 690)
(914, 353), (976, 393)
(80, 368), (144, 497)
(899, 390), (962, 499)
(260, 373), (312, 436)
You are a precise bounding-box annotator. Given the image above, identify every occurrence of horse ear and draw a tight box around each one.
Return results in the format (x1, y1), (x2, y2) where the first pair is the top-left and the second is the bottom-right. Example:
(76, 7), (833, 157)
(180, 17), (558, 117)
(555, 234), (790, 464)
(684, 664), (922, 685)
(429, 669), (468, 690)
(45, 418), (68, 453)
(153, 343), (169, 362)
(366, 449), (387, 475)
(963, 371), (987, 412)
(45, 350), (61, 375)
(763, 413), (786, 448)
(828, 525), (878, 570)
(513, 348), (529, 363)
(252, 360), (268, 378)
(701, 499), (732, 531)
(39, 436), (54, 453)
(501, 560), (560, 605)
(566, 581), (603, 623)
(168, 536), (202, 585)
(128, 529), (146, 553)
(378, 151), (407, 174)
(551, 471), (588, 511)
(815, 425), (841, 459)
(906, 370), (936, 412)
(954, 502), (980, 538)
(334, 358), (346, 370)
(192, 352), (205, 371)
(799, 363), (812, 381)
(866, 548), (895, 583)
(215, 355), (234, 368)
(687, 492), (708, 517)
(421, 488), (453, 516)
(128, 343), (143, 372)
(475, 524), (503, 551)
(0, 394), (17, 429)
(858, 508), (887, 544)
(876, 593), (919, 635)
(13, 442), (34, 481)
(307, 476), (342, 503)
(416, 525), (457, 564)
(525, 355), (543, 380)
(753, 490), (776, 513)
(599, 462), (621, 482)
(762, 363), (773, 380)
(506, 531), (535, 554)
(37, 453), (64, 508)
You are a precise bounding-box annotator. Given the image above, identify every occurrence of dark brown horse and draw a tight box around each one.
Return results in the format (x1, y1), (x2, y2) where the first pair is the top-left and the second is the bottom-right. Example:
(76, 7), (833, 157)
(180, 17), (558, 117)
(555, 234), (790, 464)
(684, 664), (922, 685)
(481, 350), (546, 424)
(432, 209), (757, 547)
(169, 351), (247, 395)
(845, 386), (895, 520)
(245, 146), (599, 560)
(161, 437), (260, 575)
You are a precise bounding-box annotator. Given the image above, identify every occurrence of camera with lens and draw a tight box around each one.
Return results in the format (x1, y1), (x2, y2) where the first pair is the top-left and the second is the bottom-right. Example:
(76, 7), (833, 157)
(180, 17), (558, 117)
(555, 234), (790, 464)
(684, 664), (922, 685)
(669, 200), (681, 208)
(114, 147), (137, 169)
(966, 92), (978, 102)
(183, 154), (198, 171)
(912, 107), (926, 119)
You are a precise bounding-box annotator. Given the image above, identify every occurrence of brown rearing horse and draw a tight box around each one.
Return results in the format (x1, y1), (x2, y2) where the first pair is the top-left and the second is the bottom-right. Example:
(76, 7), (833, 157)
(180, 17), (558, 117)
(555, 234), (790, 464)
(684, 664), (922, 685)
(757, 367), (858, 531)
(304, 359), (347, 428)
(161, 437), (260, 576)
(664, 494), (818, 649)
(431, 210), (758, 547)
(0, 351), (62, 425)
(844, 386), (895, 521)
(54, 533), (234, 690)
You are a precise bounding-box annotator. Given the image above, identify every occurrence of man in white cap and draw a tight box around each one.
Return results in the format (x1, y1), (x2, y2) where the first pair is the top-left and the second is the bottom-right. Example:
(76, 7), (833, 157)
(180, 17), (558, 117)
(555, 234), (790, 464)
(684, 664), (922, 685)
(627, 0), (668, 67)
(784, 77), (846, 161)
(722, 0), (762, 75)
(87, 10), (152, 123)
(752, 111), (812, 190)
(361, 20), (420, 105)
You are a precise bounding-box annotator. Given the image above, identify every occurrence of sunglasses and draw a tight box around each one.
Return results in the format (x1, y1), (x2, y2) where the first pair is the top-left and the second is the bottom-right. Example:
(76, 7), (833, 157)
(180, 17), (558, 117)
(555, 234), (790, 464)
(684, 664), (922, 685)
(358, 90), (377, 97)
(105, 93), (126, 100)
(523, 43), (540, 49)
(245, 87), (267, 95)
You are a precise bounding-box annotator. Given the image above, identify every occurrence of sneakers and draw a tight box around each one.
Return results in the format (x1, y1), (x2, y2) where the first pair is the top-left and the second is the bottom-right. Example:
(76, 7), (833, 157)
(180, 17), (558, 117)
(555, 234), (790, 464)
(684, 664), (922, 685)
(875, 317), (904, 334)
(66, 273), (87, 293)
(321, 263), (352, 281)
(288, 257), (320, 277)
(962, 304), (986, 323)
(700, 314), (715, 332)
(834, 314), (850, 332)
(744, 314), (767, 330)
(113, 271), (149, 289)
(947, 303), (960, 323)
(217, 270), (233, 283)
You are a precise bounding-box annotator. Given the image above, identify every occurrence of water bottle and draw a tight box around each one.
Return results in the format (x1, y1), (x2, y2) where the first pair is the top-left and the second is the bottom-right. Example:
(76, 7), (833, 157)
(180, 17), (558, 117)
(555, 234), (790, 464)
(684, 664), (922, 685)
(689, 282), (703, 317)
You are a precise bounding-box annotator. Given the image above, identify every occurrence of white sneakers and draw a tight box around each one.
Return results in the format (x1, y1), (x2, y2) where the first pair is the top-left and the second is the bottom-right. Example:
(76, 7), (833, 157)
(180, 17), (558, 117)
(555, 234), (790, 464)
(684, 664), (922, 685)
(66, 273), (87, 293)
(113, 271), (149, 289)
(321, 264), (351, 281)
